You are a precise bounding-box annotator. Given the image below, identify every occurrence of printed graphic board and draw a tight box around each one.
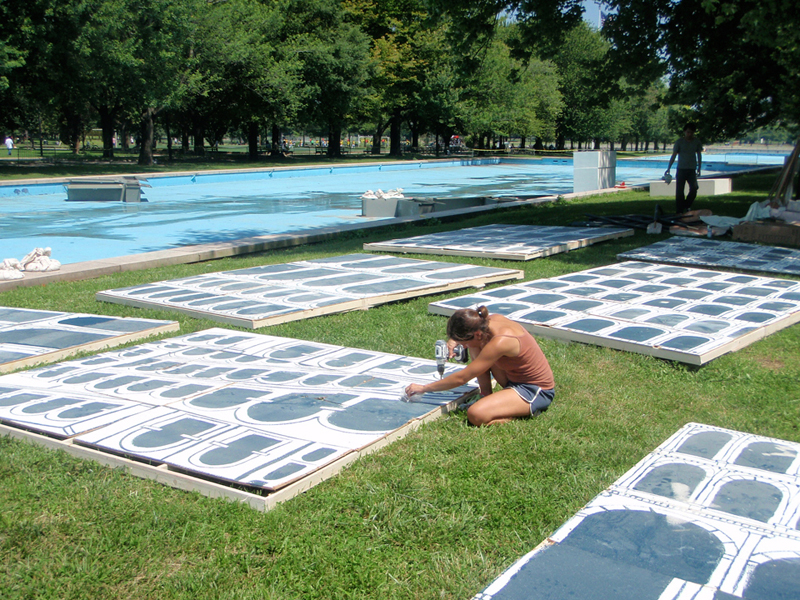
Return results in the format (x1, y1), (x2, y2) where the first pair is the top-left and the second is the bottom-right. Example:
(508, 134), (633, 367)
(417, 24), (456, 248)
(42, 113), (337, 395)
(97, 254), (523, 328)
(0, 307), (178, 373)
(428, 261), (800, 365)
(0, 328), (476, 500)
(619, 237), (800, 276)
(363, 224), (634, 261)
(474, 423), (800, 600)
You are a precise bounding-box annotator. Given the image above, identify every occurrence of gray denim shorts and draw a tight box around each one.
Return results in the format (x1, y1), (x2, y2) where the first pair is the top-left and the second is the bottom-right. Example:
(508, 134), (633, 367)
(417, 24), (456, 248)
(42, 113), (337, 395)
(506, 381), (555, 414)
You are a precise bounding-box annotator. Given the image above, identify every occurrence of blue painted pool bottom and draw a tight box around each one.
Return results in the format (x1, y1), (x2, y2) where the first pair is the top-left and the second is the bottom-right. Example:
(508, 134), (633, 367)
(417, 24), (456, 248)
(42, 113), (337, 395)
(0, 157), (771, 266)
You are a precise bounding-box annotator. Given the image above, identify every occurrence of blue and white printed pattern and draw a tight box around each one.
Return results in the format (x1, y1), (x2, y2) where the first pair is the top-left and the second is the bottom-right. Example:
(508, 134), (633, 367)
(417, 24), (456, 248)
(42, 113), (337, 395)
(97, 254), (522, 328)
(429, 261), (800, 364)
(0, 306), (178, 372)
(474, 423), (800, 600)
(364, 224), (634, 260)
(0, 328), (476, 490)
(619, 237), (800, 276)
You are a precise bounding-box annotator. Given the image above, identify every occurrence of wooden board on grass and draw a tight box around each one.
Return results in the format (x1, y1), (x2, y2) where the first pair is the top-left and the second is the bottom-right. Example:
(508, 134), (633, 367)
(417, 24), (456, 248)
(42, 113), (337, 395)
(473, 422), (800, 600)
(97, 254), (523, 328)
(618, 237), (800, 276)
(428, 261), (800, 365)
(0, 328), (476, 507)
(364, 224), (634, 261)
(0, 307), (178, 373)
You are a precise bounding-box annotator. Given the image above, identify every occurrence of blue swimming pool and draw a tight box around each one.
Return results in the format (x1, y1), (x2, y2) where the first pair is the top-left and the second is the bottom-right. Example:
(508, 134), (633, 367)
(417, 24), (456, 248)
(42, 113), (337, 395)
(0, 156), (778, 265)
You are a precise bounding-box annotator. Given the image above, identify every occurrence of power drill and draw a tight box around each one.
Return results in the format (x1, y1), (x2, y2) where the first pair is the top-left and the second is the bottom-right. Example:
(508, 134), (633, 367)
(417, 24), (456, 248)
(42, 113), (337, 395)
(435, 339), (469, 379)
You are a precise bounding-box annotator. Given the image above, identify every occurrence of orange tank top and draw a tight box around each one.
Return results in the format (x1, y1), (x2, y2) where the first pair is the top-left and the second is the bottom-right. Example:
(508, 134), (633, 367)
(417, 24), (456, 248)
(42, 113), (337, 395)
(493, 331), (555, 390)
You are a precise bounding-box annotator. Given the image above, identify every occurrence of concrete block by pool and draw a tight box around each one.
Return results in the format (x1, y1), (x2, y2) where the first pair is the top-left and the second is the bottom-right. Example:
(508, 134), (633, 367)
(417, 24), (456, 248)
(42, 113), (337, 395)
(650, 177), (732, 197)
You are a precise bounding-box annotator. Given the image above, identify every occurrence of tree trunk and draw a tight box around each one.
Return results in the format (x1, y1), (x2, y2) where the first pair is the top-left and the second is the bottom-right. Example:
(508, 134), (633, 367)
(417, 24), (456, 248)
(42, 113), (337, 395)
(165, 117), (173, 161)
(327, 125), (341, 157)
(371, 119), (387, 154)
(193, 120), (205, 155)
(60, 109), (83, 154)
(271, 124), (282, 156)
(389, 112), (402, 156)
(98, 107), (116, 159)
(138, 107), (156, 166)
(248, 122), (259, 160)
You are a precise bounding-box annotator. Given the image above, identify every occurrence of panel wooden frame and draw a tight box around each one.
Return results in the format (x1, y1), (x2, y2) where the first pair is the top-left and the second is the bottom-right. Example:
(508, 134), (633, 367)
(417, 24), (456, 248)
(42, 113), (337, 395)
(0, 321), (179, 374)
(363, 225), (634, 261)
(97, 255), (523, 329)
(1, 392), (472, 512)
(428, 262), (800, 365)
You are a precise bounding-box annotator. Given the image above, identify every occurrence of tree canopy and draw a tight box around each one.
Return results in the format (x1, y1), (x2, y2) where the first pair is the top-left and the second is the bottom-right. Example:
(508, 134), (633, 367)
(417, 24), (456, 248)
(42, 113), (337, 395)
(0, 0), (796, 160)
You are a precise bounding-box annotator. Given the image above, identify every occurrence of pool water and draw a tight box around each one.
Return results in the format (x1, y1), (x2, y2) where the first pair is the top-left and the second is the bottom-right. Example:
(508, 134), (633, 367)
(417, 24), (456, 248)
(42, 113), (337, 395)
(0, 156), (775, 265)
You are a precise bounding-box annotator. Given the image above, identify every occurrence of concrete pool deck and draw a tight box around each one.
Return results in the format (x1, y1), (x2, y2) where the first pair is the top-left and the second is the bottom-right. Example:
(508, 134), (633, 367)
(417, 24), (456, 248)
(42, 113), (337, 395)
(0, 184), (639, 293)
(0, 155), (778, 294)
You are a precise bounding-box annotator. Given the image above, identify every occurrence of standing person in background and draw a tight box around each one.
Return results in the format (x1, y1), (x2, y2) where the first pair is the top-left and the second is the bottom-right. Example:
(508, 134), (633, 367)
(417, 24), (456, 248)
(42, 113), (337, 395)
(665, 123), (703, 214)
(4, 135), (13, 155)
(404, 306), (555, 426)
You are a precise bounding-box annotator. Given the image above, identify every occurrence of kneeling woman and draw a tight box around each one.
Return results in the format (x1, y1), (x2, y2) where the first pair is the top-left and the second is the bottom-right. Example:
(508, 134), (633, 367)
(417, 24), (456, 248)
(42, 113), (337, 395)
(405, 306), (555, 426)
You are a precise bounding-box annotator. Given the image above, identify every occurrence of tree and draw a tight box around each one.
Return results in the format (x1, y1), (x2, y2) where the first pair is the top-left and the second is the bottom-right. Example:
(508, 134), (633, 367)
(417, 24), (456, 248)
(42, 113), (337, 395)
(70, 0), (200, 163)
(552, 22), (614, 148)
(344, 0), (454, 156)
(289, 0), (371, 158)
(429, 0), (585, 66)
(177, 0), (301, 160)
(603, 0), (800, 140)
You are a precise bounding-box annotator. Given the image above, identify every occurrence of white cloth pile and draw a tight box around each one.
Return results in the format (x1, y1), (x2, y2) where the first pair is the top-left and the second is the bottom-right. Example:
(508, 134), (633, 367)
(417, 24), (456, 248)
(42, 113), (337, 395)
(699, 199), (800, 233)
(361, 188), (405, 200)
(0, 247), (61, 280)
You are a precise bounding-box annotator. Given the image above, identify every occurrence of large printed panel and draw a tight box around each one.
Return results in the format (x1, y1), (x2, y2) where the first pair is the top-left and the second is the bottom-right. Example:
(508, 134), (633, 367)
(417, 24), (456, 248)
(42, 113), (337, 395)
(619, 238), (800, 276)
(0, 328), (476, 491)
(97, 254), (523, 328)
(0, 307), (178, 373)
(363, 224), (634, 261)
(474, 423), (800, 600)
(429, 261), (800, 364)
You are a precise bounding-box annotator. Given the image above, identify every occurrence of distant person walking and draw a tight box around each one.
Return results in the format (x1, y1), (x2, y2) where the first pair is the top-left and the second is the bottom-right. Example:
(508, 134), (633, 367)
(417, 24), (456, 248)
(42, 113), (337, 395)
(4, 136), (13, 156)
(665, 123), (703, 214)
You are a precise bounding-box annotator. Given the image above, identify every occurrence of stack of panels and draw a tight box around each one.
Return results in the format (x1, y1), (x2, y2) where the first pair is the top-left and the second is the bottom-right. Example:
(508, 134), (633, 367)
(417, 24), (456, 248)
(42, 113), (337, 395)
(0, 328), (475, 491)
(474, 423), (800, 600)
(429, 261), (800, 364)
(0, 307), (178, 373)
(363, 224), (634, 261)
(97, 254), (523, 328)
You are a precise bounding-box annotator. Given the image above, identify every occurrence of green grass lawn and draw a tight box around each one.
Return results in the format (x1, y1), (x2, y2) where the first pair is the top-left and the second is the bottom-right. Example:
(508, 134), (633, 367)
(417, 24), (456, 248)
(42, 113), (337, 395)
(1, 172), (798, 599)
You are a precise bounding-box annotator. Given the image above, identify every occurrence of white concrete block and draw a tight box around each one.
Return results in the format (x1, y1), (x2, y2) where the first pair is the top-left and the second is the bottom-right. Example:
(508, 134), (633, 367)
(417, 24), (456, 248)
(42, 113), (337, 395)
(573, 151), (617, 193)
(650, 178), (732, 197)
(573, 151), (616, 169)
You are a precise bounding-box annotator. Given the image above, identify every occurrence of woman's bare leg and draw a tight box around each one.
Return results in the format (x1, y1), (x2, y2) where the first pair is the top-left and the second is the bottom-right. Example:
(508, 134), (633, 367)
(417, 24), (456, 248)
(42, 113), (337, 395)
(466, 387), (531, 426)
